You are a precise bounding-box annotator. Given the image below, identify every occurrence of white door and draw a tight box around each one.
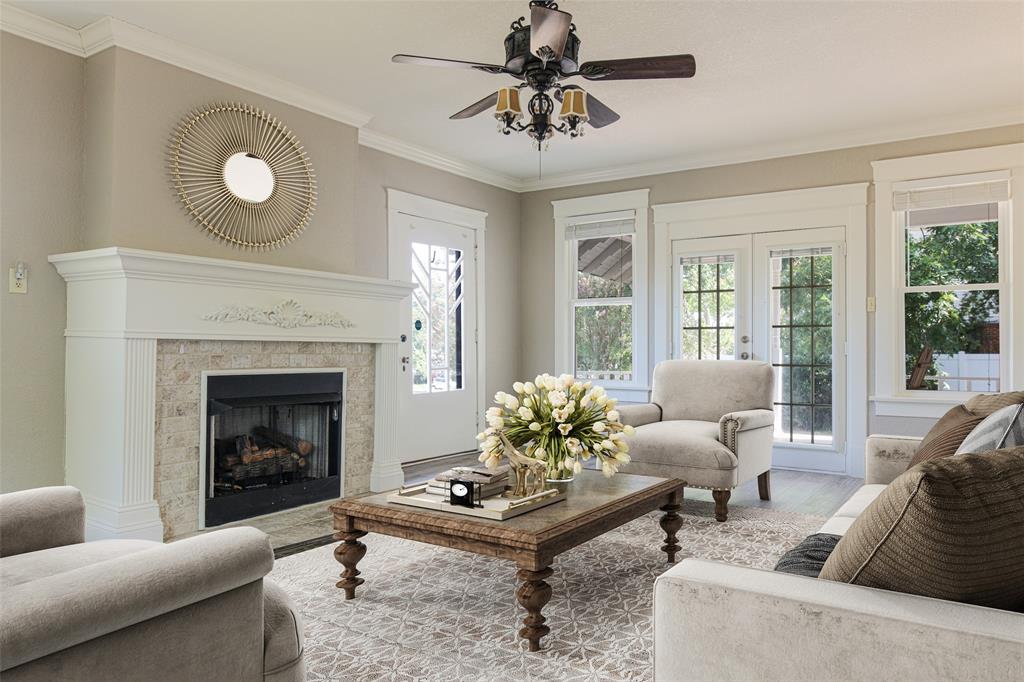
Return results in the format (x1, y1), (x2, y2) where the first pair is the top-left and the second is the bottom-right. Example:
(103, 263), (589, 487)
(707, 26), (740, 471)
(672, 227), (847, 473)
(391, 213), (479, 461)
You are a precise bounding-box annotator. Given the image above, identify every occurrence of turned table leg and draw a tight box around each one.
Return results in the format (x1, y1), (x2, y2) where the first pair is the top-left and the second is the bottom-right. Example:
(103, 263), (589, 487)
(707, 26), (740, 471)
(659, 499), (683, 563)
(334, 530), (368, 600)
(516, 566), (554, 652)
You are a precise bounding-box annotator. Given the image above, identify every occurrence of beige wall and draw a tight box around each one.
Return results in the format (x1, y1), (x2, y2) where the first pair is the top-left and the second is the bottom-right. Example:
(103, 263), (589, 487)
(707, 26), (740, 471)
(519, 124), (1024, 436)
(0, 41), (521, 491)
(1, 34), (84, 491)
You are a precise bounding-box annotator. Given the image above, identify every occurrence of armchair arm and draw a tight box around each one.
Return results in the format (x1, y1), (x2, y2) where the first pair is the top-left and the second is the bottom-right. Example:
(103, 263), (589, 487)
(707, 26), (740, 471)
(865, 434), (922, 485)
(719, 409), (774, 452)
(0, 486), (84, 558)
(618, 403), (662, 428)
(0, 526), (274, 669)
(654, 559), (1024, 682)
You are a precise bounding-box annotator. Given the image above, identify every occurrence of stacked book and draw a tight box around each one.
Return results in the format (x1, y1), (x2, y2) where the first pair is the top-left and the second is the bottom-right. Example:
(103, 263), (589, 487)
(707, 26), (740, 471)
(427, 464), (510, 500)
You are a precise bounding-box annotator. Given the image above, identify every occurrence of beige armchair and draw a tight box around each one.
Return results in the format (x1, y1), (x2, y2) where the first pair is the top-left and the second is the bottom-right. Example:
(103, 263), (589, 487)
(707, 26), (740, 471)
(619, 359), (775, 521)
(0, 486), (305, 682)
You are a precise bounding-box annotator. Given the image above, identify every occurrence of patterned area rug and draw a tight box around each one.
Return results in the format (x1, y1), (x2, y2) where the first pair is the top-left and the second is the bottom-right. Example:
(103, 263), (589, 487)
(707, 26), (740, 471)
(270, 499), (825, 682)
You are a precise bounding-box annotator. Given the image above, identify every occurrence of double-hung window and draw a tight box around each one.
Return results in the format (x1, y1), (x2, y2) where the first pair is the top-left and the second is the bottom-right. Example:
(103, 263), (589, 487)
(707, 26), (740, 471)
(553, 190), (649, 400)
(894, 174), (1010, 393)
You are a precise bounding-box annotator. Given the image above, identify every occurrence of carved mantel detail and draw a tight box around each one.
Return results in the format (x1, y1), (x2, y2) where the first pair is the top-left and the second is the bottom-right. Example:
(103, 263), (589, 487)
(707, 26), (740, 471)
(202, 299), (355, 330)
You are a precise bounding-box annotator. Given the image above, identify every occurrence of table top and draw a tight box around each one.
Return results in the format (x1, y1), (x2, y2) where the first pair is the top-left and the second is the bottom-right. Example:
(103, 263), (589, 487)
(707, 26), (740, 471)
(331, 470), (684, 553)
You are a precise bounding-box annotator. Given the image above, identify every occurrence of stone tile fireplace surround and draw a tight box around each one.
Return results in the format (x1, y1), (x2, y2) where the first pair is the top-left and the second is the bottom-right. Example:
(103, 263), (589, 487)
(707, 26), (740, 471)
(51, 248), (414, 542)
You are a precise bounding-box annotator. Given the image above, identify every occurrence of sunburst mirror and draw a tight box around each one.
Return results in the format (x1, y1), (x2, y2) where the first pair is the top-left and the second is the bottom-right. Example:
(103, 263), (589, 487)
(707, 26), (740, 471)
(168, 103), (317, 250)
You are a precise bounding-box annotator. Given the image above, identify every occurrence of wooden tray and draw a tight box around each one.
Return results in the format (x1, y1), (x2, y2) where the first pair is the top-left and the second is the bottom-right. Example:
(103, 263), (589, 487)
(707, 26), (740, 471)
(386, 484), (566, 520)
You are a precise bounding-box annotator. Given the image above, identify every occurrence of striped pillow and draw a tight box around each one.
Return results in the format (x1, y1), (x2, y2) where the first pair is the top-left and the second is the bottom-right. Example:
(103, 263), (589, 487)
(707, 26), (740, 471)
(908, 391), (1024, 468)
(819, 447), (1024, 610)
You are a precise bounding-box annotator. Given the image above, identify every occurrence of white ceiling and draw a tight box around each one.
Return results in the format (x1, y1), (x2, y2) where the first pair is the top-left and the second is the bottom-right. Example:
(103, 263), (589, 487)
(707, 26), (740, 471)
(7, 0), (1024, 186)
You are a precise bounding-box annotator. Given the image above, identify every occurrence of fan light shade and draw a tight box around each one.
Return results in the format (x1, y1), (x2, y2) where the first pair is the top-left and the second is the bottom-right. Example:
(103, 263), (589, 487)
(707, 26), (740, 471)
(558, 89), (588, 121)
(495, 87), (523, 121)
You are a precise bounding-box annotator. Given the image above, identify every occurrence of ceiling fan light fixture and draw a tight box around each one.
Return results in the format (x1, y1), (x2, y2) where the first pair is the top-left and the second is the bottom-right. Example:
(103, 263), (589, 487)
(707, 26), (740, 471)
(558, 88), (588, 121)
(494, 86), (523, 120)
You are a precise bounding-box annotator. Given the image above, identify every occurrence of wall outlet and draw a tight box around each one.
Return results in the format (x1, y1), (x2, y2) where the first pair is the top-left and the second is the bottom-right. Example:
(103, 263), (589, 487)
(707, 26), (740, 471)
(8, 267), (27, 294)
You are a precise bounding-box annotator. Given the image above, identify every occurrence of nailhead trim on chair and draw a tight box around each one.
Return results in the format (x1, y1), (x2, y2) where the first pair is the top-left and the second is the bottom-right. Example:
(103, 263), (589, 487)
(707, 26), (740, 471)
(720, 418), (741, 453)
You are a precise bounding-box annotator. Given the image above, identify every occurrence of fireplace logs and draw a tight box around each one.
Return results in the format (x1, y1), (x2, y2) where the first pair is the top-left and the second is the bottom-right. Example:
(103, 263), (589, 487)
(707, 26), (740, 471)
(216, 429), (309, 486)
(252, 426), (315, 456)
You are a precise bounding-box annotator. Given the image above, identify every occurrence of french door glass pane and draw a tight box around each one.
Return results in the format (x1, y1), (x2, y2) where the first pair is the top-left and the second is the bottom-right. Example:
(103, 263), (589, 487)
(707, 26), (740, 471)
(577, 235), (632, 298)
(410, 242), (464, 394)
(679, 255), (736, 360)
(574, 303), (633, 381)
(770, 248), (833, 446)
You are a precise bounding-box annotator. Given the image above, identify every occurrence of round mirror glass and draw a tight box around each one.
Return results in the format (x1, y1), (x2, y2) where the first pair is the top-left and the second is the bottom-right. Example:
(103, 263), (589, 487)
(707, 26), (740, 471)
(223, 152), (275, 203)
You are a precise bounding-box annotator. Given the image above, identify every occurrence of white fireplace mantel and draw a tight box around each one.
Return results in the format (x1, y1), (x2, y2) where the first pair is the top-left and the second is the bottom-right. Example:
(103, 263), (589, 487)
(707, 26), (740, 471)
(51, 247), (414, 541)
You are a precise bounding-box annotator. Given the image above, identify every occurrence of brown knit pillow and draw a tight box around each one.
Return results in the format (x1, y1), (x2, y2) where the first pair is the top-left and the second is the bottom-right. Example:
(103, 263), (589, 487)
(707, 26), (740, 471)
(820, 447), (1024, 610)
(908, 391), (1024, 467)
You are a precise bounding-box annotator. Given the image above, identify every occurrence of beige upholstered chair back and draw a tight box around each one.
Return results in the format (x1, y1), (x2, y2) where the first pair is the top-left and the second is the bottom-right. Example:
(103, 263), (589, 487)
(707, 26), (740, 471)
(651, 360), (774, 422)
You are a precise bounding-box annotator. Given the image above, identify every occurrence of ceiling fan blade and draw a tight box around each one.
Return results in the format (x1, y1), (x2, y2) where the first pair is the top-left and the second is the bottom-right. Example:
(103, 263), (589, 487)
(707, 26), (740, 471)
(450, 92), (501, 120)
(530, 5), (572, 63)
(392, 54), (509, 75)
(576, 54), (696, 80)
(557, 85), (620, 129)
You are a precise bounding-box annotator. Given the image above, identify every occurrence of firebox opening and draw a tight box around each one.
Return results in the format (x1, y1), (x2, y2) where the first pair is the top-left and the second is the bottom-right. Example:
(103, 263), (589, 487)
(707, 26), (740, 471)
(204, 371), (344, 526)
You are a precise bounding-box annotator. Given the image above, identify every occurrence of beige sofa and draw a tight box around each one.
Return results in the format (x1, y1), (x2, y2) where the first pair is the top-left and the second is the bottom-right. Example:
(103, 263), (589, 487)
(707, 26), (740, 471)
(0, 486), (305, 681)
(653, 435), (1024, 681)
(620, 359), (775, 521)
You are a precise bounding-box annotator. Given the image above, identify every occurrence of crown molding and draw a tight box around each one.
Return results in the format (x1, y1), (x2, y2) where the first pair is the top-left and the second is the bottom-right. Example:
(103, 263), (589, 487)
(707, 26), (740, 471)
(516, 106), (1024, 193)
(0, 4), (83, 55)
(359, 129), (522, 192)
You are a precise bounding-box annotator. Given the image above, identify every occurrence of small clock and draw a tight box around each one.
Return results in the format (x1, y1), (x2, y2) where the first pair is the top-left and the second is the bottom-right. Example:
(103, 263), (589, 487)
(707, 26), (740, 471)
(448, 479), (478, 508)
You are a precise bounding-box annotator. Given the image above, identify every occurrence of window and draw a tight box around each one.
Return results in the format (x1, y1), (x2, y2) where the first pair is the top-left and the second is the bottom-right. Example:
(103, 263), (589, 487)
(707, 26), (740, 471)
(553, 190), (649, 398)
(895, 180), (1008, 393)
(769, 247), (834, 445)
(569, 216), (636, 382)
(410, 241), (464, 393)
(872, 146), (1022, 419)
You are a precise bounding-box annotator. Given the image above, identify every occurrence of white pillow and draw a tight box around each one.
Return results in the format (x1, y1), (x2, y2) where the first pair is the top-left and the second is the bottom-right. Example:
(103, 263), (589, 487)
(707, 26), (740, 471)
(955, 403), (1024, 454)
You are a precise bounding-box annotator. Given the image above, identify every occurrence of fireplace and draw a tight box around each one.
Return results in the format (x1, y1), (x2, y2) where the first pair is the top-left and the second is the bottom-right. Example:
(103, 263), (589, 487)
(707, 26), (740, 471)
(204, 370), (344, 526)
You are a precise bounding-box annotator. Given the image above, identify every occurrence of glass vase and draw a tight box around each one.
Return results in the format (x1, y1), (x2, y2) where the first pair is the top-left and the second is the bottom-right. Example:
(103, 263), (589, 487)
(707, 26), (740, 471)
(546, 455), (574, 483)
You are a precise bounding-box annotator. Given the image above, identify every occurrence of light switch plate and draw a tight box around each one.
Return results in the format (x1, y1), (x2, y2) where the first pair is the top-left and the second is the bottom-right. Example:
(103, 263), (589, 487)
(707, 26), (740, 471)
(9, 267), (27, 294)
(866, 296), (876, 312)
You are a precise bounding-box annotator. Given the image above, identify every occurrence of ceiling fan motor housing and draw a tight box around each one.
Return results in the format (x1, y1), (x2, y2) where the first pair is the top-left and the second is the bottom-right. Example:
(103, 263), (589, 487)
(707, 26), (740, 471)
(504, 26), (580, 78)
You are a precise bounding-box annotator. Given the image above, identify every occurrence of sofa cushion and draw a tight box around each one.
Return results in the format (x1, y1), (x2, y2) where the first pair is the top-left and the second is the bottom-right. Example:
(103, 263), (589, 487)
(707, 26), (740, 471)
(774, 533), (842, 578)
(832, 484), (887, 519)
(263, 579), (305, 681)
(0, 539), (158, 590)
(956, 404), (1024, 455)
(820, 447), (1024, 610)
(818, 516), (856, 536)
(627, 420), (736, 470)
(651, 360), (773, 422)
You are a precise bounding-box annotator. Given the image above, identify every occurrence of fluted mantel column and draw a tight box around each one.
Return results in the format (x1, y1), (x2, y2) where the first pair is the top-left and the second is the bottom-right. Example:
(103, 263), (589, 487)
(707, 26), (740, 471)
(370, 343), (405, 491)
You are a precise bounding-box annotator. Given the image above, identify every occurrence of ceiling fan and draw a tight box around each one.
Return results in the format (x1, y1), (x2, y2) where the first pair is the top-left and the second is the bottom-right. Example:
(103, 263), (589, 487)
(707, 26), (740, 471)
(392, 0), (696, 149)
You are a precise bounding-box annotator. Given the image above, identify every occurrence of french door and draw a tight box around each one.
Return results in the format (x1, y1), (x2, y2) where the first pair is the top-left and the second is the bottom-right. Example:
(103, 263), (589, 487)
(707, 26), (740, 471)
(672, 227), (847, 472)
(391, 212), (479, 461)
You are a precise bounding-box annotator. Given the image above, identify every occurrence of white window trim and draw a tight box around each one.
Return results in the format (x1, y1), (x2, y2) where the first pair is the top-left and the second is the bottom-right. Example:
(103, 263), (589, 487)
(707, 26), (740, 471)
(651, 183), (868, 477)
(553, 189), (650, 402)
(871, 143), (1024, 418)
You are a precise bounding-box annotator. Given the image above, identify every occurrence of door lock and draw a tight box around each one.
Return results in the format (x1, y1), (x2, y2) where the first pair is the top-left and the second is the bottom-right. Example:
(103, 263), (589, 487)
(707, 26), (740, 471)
(740, 352), (750, 360)
(740, 335), (750, 343)
(400, 356), (410, 372)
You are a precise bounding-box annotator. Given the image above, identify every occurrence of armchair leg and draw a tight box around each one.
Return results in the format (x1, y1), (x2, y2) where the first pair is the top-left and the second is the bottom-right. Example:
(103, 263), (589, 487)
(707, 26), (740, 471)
(711, 489), (730, 522)
(758, 471), (771, 501)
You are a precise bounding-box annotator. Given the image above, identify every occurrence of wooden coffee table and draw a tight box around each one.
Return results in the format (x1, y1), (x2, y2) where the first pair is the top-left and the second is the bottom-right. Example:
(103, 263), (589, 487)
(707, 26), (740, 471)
(330, 471), (685, 651)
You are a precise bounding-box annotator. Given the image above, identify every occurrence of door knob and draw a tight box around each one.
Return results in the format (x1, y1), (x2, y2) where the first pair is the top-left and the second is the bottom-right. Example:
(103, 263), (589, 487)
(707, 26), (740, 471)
(740, 352), (750, 360)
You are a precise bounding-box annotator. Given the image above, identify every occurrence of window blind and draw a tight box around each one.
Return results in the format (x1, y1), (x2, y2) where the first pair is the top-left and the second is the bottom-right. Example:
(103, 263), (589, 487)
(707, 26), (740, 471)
(907, 202), (999, 228)
(770, 246), (832, 259)
(564, 209), (636, 241)
(893, 178), (1009, 211)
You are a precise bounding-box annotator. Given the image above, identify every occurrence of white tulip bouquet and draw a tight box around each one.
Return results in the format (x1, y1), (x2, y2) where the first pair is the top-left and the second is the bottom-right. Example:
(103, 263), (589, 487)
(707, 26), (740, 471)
(477, 373), (635, 480)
